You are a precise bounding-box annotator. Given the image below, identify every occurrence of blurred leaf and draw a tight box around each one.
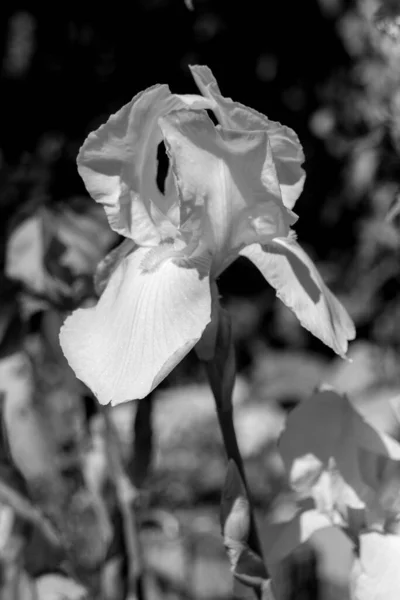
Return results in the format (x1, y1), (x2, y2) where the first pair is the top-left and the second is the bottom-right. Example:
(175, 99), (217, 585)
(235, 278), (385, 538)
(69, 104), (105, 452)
(351, 532), (400, 599)
(6, 213), (47, 296)
(35, 574), (88, 599)
(358, 447), (400, 530)
(263, 507), (332, 564)
(6, 200), (117, 311)
(0, 352), (57, 484)
(62, 486), (112, 571)
(0, 352), (111, 576)
(279, 387), (400, 528)
(51, 200), (116, 277)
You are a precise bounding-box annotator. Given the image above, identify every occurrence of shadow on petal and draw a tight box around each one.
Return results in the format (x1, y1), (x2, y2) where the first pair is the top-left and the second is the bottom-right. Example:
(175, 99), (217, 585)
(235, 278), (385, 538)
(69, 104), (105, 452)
(265, 241), (321, 303)
(240, 237), (355, 357)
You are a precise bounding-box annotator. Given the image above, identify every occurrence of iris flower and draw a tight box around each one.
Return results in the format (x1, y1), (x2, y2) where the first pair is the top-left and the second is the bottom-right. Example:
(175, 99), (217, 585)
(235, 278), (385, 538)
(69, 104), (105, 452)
(59, 66), (355, 405)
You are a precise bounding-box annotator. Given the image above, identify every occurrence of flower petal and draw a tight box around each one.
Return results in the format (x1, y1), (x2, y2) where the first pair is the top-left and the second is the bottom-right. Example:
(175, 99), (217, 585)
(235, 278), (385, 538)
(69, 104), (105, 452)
(94, 238), (136, 296)
(159, 109), (293, 272)
(59, 246), (212, 404)
(77, 85), (210, 245)
(190, 65), (305, 209)
(240, 237), (355, 356)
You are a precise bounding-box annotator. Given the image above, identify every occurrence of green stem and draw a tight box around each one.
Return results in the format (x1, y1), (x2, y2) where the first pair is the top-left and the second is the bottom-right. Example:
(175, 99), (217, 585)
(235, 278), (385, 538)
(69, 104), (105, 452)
(203, 309), (265, 567)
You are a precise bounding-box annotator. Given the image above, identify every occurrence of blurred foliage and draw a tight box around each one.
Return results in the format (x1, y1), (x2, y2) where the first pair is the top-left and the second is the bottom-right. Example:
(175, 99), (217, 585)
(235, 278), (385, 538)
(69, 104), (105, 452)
(0, 0), (400, 598)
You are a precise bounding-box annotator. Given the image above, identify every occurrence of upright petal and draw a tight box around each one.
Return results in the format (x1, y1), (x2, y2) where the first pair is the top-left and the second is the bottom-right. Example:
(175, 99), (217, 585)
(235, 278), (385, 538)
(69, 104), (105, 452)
(190, 65), (305, 209)
(77, 85), (210, 246)
(59, 245), (212, 405)
(240, 237), (355, 357)
(159, 110), (293, 273)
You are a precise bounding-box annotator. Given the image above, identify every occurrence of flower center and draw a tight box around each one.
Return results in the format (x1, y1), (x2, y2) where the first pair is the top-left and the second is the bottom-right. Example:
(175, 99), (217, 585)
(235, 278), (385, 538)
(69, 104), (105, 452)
(140, 239), (187, 273)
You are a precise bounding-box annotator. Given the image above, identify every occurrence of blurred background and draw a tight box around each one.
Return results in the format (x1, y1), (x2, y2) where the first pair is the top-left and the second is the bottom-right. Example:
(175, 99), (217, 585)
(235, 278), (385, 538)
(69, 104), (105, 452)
(0, 0), (400, 599)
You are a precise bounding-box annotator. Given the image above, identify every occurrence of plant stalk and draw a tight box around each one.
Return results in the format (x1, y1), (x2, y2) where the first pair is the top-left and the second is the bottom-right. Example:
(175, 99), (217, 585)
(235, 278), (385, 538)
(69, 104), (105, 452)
(202, 309), (265, 566)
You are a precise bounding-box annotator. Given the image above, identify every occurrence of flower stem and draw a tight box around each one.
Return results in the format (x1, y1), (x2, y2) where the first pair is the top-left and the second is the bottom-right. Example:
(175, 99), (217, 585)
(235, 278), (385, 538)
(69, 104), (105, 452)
(202, 309), (265, 567)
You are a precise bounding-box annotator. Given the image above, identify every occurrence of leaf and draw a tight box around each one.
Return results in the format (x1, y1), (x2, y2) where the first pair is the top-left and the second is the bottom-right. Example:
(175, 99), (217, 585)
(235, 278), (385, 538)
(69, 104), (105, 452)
(52, 200), (117, 277)
(358, 447), (400, 530)
(35, 574), (88, 600)
(263, 506), (332, 564)
(1, 352), (111, 572)
(234, 546), (268, 588)
(351, 532), (400, 600)
(0, 352), (58, 484)
(6, 201), (117, 311)
(279, 387), (400, 527)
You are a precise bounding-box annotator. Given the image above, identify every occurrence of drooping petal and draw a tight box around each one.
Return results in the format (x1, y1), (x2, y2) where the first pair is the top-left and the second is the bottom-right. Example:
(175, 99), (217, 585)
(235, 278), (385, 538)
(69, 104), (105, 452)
(77, 85), (210, 246)
(159, 109), (294, 273)
(240, 237), (355, 356)
(190, 65), (305, 209)
(59, 245), (212, 405)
